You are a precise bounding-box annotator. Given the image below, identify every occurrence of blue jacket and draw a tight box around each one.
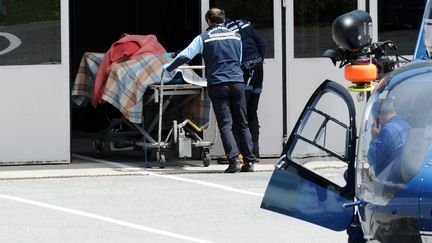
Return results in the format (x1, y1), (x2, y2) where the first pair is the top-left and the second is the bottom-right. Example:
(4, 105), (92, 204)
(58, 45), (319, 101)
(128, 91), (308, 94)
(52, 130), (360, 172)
(368, 116), (411, 176)
(225, 19), (266, 63)
(165, 24), (244, 86)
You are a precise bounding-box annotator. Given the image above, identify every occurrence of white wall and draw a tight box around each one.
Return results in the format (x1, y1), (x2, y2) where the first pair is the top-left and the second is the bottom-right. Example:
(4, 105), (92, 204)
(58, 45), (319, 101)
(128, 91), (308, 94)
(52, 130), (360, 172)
(287, 60), (346, 132)
(258, 58), (283, 156)
(0, 0), (69, 164)
(284, 0), (369, 150)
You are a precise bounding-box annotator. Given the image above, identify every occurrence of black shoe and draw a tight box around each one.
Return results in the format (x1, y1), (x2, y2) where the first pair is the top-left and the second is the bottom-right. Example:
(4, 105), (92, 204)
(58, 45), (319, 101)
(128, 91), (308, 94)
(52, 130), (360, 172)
(224, 160), (241, 173)
(240, 162), (254, 172)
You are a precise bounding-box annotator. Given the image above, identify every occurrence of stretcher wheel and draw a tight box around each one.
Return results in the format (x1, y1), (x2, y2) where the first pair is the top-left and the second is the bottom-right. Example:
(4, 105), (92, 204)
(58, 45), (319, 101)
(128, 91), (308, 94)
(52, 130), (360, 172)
(157, 152), (166, 168)
(201, 149), (211, 167)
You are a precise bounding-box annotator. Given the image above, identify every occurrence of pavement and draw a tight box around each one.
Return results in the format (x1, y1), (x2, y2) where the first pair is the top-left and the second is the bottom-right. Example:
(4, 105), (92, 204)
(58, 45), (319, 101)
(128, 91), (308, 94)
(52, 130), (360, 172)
(0, 165), (349, 243)
(0, 152), (277, 180)
(0, 137), (346, 181)
(0, 135), (278, 180)
(0, 142), (349, 243)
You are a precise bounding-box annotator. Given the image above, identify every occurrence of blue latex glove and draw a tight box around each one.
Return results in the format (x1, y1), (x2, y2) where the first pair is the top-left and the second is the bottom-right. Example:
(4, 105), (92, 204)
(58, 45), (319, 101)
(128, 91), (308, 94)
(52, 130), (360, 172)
(162, 63), (170, 72)
(163, 52), (173, 58)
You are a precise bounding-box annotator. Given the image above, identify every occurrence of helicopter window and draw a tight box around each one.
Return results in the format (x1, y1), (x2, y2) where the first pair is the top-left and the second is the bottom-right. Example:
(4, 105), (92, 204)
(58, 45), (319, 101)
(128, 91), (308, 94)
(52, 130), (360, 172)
(295, 107), (348, 162)
(425, 1), (432, 58)
(399, 127), (432, 182)
(289, 92), (351, 187)
(357, 71), (432, 204)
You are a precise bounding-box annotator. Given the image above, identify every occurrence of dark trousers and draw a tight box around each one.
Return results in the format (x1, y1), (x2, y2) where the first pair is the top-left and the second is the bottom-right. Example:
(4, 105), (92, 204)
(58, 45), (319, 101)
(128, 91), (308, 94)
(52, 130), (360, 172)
(208, 82), (255, 163)
(347, 212), (365, 243)
(243, 62), (263, 156)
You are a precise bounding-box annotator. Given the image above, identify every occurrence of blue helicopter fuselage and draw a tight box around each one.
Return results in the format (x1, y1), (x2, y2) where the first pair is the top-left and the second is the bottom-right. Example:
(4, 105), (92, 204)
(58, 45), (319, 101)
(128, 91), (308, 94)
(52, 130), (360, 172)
(356, 61), (432, 242)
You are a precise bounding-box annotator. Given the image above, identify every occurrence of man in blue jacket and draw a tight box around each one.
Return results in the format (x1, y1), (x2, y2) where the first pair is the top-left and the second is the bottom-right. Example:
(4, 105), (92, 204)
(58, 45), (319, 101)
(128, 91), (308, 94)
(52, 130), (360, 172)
(225, 18), (266, 160)
(368, 98), (410, 181)
(163, 8), (256, 173)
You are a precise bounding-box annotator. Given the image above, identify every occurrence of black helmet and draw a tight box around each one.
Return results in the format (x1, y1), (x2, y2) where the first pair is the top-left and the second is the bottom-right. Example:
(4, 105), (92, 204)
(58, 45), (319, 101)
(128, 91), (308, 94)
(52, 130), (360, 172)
(332, 10), (373, 51)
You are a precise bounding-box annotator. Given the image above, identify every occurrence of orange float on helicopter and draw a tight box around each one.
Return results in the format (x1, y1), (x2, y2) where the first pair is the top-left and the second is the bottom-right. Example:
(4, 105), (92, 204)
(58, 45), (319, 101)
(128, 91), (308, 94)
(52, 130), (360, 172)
(344, 62), (377, 92)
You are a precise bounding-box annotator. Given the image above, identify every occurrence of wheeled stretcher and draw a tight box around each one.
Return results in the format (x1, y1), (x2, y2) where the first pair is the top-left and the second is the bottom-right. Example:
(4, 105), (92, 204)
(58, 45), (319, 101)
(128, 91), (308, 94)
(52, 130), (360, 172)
(72, 52), (214, 168)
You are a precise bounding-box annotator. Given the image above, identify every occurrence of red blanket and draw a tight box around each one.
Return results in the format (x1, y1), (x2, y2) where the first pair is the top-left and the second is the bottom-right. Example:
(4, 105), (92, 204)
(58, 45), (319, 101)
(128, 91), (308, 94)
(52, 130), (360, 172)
(92, 34), (166, 107)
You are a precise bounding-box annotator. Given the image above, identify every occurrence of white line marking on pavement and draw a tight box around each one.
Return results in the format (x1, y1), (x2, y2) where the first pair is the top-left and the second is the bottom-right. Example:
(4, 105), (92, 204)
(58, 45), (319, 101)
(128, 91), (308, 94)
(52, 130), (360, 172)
(73, 154), (264, 197)
(0, 32), (21, 55)
(0, 194), (215, 243)
(153, 174), (264, 197)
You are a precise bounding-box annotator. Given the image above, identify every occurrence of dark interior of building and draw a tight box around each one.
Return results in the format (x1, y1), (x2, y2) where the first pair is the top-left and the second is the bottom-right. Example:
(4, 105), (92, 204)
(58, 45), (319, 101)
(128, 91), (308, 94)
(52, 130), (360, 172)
(69, 0), (201, 134)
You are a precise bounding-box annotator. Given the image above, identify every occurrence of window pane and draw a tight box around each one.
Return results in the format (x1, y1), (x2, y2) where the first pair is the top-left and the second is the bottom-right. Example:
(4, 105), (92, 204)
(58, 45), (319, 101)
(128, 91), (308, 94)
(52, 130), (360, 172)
(290, 140), (348, 187)
(0, 0), (61, 65)
(209, 0), (274, 58)
(289, 92), (351, 187)
(294, 0), (357, 58)
(357, 72), (432, 205)
(378, 0), (425, 55)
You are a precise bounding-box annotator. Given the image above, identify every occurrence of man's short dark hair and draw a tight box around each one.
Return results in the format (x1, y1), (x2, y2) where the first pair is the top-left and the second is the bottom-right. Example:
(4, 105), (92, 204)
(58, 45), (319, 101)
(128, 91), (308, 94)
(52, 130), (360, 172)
(205, 8), (225, 24)
(372, 96), (396, 118)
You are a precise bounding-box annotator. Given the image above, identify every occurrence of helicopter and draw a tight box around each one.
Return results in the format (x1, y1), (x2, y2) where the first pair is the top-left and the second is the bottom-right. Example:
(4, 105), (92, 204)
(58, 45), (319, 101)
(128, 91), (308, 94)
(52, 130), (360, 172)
(261, 1), (432, 242)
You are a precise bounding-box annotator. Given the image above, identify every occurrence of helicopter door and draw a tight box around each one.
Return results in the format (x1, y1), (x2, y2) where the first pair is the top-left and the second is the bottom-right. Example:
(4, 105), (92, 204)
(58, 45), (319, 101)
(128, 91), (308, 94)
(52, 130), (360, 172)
(261, 80), (357, 231)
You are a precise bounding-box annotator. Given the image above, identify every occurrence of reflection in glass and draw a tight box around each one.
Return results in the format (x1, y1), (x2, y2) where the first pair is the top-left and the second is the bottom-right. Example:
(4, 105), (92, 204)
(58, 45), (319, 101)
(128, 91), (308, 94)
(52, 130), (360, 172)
(209, 0), (274, 58)
(290, 140), (348, 187)
(294, 0), (356, 58)
(261, 168), (354, 231)
(422, 0), (432, 58)
(378, 0), (425, 55)
(0, 0), (60, 65)
(357, 68), (432, 205)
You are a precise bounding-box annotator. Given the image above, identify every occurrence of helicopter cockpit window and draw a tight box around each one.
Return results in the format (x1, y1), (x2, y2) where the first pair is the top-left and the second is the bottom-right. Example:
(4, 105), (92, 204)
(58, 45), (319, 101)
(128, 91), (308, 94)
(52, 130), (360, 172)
(289, 92), (350, 187)
(357, 73), (432, 205)
(423, 0), (432, 58)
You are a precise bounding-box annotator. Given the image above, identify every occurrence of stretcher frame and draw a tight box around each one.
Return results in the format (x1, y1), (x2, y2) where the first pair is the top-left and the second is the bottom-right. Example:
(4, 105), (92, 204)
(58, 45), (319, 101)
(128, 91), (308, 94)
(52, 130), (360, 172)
(79, 66), (213, 168)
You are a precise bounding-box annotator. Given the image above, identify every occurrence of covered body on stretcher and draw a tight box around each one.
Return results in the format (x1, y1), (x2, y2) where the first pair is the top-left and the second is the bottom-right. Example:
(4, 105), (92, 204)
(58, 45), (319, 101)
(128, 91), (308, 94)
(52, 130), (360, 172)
(71, 51), (213, 167)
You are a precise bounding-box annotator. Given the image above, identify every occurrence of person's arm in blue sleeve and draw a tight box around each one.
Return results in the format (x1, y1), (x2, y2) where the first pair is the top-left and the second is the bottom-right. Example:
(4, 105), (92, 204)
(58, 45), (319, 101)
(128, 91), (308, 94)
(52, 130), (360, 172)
(245, 26), (266, 59)
(165, 35), (203, 72)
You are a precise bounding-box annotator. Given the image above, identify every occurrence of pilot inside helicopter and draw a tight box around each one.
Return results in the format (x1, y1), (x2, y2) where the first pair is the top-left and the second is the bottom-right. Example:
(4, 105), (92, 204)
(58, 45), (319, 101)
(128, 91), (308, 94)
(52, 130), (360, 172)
(367, 94), (411, 182)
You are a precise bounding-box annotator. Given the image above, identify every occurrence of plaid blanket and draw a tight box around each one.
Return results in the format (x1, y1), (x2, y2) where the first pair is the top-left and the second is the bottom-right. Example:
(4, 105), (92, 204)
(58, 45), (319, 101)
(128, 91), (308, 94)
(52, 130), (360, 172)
(71, 52), (104, 106)
(72, 52), (209, 125)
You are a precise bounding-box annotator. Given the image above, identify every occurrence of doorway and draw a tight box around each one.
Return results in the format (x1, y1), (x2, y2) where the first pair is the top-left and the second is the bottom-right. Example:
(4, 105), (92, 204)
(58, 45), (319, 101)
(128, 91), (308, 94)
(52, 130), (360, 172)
(69, 0), (201, 156)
